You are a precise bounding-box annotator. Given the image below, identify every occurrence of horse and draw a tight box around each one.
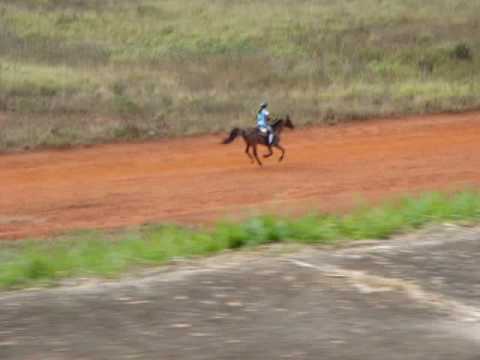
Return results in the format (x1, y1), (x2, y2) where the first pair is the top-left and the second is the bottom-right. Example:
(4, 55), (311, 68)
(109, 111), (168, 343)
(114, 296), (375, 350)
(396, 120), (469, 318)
(222, 115), (294, 166)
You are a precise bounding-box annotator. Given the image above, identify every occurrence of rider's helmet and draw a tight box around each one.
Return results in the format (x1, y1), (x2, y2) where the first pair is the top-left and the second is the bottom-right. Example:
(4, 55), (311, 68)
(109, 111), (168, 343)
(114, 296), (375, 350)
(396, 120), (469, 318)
(260, 102), (268, 110)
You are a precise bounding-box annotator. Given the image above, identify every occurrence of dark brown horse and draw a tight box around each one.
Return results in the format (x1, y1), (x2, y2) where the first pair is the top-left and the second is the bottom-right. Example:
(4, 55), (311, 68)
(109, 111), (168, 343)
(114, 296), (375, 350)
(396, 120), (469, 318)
(222, 115), (294, 166)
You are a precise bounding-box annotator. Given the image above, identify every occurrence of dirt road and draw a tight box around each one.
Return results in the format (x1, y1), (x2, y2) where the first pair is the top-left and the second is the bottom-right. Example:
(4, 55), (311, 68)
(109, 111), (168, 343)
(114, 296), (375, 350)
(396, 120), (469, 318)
(1, 112), (480, 240)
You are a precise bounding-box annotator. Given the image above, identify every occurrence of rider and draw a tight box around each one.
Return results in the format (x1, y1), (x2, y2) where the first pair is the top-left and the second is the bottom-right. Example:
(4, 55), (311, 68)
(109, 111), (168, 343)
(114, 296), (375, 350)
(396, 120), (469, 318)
(256, 102), (274, 145)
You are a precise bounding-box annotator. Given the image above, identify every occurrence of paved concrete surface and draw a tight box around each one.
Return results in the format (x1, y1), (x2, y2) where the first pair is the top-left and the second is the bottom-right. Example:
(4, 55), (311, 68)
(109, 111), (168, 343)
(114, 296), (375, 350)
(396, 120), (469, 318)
(1, 225), (480, 359)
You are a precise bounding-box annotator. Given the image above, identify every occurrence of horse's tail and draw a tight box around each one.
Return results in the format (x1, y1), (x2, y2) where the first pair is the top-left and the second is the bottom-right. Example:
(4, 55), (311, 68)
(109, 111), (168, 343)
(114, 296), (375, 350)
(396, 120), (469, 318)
(222, 128), (242, 144)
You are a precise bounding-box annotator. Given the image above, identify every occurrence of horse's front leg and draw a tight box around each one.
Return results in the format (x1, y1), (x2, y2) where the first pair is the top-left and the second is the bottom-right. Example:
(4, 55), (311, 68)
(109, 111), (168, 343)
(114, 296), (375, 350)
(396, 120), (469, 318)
(263, 145), (273, 158)
(274, 144), (285, 162)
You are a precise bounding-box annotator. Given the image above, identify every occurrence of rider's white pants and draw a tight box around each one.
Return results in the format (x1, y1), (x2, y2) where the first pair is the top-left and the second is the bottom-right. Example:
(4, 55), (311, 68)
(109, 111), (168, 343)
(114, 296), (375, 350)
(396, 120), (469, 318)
(258, 126), (274, 145)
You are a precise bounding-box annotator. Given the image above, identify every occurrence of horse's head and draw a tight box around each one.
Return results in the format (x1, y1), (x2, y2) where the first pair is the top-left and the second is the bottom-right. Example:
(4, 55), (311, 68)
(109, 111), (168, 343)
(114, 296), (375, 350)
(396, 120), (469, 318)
(284, 115), (295, 129)
(272, 115), (295, 132)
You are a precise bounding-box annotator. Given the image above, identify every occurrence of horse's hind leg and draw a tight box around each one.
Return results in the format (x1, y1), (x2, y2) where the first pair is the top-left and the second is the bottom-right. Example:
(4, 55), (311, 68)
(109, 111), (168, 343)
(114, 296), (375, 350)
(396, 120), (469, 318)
(245, 144), (254, 163)
(253, 144), (263, 166)
(274, 144), (286, 162)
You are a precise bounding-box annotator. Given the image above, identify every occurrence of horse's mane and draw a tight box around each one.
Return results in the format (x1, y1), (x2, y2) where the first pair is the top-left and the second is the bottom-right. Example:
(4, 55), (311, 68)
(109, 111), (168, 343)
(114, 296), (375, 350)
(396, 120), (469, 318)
(271, 118), (283, 128)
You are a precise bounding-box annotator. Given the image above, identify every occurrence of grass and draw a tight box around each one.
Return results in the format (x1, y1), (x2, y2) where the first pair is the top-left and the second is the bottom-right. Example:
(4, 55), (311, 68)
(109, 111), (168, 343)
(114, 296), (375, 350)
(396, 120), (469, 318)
(1, 191), (480, 290)
(1, 0), (480, 150)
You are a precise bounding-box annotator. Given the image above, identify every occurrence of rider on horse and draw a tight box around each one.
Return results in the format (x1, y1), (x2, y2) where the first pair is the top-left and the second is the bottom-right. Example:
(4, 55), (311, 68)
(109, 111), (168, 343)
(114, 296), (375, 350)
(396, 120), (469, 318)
(256, 102), (274, 145)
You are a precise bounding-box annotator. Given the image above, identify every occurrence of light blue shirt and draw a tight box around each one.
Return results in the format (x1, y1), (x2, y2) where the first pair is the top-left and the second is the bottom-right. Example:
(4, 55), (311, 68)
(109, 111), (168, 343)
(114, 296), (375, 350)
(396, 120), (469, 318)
(256, 109), (269, 129)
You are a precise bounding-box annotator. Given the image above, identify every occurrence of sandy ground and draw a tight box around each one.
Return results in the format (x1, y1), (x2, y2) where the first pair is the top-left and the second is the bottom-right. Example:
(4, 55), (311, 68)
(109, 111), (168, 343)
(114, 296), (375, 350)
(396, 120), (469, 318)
(1, 111), (480, 239)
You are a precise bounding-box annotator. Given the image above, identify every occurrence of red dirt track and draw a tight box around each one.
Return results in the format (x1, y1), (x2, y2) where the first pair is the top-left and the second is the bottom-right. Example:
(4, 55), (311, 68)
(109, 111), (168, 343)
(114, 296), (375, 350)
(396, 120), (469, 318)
(1, 112), (480, 240)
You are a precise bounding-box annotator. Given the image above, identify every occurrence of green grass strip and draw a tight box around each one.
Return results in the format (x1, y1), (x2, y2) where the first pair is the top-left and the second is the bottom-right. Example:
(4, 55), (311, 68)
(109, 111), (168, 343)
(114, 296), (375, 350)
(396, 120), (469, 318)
(1, 191), (480, 290)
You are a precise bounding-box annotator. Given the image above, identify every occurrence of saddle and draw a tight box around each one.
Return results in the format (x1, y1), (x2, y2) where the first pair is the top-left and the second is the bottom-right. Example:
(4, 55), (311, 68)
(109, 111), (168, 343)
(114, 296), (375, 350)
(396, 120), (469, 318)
(257, 127), (274, 144)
